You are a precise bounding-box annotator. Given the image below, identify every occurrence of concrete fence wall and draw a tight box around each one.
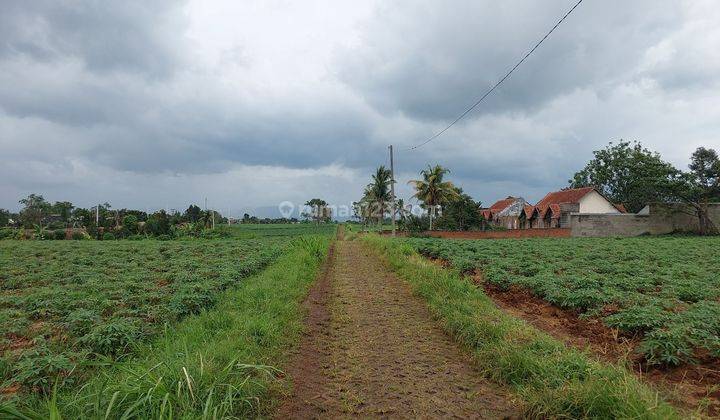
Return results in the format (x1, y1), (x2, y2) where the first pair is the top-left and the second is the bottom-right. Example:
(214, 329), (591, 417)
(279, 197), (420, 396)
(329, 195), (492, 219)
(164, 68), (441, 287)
(570, 214), (651, 237)
(570, 203), (720, 237)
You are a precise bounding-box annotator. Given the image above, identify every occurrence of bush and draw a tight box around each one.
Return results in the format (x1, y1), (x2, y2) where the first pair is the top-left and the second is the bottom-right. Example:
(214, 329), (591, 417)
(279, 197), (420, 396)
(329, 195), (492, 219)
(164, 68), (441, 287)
(199, 228), (232, 239)
(102, 232), (115, 241)
(122, 214), (139, 235)
(53, 229), (67, 240)
(12, 347), (76, 393)
(48, 222), (66, 230)
(169, 283), (217, 318)
(0, 227), (18, 239)
(404, 215), (430, 234)
(156, 234), (172, 241)
(78, 319), (142, 356)
(127, 234), (145, 240)
(71, 231), (86, 240)
(64, 309), (101, 336)
(146, 210), (171, 236)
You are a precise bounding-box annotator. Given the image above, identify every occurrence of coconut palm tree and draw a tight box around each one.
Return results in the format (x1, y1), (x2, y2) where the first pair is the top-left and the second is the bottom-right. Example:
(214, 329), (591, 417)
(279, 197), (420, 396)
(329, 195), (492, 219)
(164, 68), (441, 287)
(408, 164), (460, 230)
(363, 166), (393, 227)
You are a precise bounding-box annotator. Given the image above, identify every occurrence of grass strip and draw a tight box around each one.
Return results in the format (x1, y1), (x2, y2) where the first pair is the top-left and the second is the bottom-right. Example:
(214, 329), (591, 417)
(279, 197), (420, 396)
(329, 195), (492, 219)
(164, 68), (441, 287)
(359, 234), (677, 419)
(3, 235), (331, 419)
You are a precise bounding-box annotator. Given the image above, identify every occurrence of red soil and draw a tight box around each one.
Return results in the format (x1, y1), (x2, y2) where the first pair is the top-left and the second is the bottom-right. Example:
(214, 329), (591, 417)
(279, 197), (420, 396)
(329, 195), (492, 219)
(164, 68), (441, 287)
(476, 275), (720, 417)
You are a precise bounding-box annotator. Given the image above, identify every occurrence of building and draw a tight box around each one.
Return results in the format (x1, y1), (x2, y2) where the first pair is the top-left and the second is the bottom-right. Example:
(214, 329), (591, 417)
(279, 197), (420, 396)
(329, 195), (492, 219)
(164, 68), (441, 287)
(521, 187), (624, 229)
(481, 196), (529, 229)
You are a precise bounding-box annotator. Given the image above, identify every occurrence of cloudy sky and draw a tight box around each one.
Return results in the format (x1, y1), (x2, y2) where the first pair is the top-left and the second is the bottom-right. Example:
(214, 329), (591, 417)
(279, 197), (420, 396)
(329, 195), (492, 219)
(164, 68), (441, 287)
(1, 0), (719, 217)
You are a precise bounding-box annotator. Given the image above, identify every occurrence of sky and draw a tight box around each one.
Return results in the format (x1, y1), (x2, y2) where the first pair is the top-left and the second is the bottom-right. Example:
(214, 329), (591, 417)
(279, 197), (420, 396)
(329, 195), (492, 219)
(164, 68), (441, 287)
(1, 0), (719, 217)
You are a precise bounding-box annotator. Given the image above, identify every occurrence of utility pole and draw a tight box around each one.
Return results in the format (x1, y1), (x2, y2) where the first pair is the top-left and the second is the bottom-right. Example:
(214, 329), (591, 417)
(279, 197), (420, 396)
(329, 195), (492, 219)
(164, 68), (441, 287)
(389, 145), (396, 237)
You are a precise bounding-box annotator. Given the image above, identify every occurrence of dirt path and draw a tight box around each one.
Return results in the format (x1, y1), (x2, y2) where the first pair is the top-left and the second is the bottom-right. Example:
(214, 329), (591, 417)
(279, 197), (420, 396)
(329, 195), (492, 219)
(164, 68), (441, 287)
(276, 236), (516, 418)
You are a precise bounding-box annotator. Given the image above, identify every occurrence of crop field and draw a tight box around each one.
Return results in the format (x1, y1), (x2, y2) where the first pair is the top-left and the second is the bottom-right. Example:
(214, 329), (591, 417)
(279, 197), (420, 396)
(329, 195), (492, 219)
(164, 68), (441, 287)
(406, 236), (720, 366)
(219, 223), (338, 238)
(0, 238), (290, 394)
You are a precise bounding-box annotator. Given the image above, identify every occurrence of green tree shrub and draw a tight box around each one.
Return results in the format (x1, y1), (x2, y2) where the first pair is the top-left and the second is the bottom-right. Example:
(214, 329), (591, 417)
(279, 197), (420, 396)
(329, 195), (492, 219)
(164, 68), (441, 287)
(122, 214), (139, 235)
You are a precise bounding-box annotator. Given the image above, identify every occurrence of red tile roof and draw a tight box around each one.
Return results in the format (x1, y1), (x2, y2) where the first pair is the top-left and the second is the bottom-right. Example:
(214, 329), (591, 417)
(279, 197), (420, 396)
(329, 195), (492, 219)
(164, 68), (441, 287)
(489, 197), (516, 212)
(549, 204), (561, 219)
(535, 187), (595, 209)
(481, 209), (493, 220)
(534, 187), (592, 218)
(522, 205), (536, 219)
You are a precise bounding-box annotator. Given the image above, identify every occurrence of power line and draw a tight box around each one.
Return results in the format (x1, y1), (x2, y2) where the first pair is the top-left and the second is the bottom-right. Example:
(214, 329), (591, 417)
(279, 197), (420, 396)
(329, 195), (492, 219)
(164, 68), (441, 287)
(407, 0), (583, 151)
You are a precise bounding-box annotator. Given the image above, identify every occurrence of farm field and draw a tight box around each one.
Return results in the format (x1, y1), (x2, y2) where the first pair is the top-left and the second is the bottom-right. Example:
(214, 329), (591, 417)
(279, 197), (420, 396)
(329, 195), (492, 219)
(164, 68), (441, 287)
(360, 234), (677, 418)
(406, 236), (720, 367)
(0, 223), (335, 406)
(219, 223), (338, 238)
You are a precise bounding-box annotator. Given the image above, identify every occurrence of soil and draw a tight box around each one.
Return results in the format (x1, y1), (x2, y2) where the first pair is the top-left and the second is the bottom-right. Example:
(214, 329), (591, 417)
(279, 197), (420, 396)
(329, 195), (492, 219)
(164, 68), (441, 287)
(275, 233), (517, 418)
(474, 273), (720, 417)
(482, 282), (637, 364)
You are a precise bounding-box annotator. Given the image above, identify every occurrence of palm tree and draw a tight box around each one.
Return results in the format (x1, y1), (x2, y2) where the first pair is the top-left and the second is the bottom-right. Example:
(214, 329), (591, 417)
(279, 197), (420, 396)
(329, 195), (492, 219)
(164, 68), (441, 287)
(363, 166), (393, 227)
(408, 164), (460, 230)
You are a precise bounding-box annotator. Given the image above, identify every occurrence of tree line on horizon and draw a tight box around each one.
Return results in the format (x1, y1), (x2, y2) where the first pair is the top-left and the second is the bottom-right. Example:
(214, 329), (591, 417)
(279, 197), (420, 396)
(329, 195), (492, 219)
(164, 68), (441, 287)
(0, 194), (338, 240)
(0, 197), (228, 240)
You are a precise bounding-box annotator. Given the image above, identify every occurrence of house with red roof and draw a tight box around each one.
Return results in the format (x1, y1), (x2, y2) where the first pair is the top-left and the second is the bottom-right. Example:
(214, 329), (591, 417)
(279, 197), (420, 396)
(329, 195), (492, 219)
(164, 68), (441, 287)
(480, 196), (529, 229)
(519, 187), (624, 229)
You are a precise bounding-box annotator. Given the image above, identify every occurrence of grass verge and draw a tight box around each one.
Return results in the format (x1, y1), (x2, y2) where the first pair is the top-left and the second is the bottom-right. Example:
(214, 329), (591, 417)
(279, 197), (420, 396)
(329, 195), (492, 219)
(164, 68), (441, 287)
(360, 234), (677, 419)
(2, 235), (331, 419)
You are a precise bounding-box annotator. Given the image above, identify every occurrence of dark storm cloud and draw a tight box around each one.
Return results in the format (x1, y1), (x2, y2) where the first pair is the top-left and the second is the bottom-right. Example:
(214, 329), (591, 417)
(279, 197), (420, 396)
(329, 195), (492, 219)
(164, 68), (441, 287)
(337, 0), (680, 121)
(1, 0), (719, 211)
(0, 0), (186, 78)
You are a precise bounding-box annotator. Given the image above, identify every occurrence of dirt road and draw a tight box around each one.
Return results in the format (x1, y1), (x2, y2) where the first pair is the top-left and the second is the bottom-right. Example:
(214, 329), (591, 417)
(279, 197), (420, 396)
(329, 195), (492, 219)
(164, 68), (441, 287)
(276, 235), (516, 418)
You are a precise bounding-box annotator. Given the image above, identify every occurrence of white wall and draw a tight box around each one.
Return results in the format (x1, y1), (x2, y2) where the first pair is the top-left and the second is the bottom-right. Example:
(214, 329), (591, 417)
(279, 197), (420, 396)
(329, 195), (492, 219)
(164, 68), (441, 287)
(578, 190), (620, 213)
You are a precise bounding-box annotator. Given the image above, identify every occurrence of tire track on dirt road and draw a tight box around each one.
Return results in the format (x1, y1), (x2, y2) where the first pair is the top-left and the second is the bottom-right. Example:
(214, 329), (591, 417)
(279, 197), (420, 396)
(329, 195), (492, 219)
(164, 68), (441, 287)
(276, 233), (517, 418)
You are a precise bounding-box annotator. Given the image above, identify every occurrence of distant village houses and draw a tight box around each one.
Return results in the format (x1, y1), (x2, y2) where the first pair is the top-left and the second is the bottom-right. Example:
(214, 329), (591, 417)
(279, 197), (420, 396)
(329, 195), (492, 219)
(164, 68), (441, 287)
(481, 196), (529, 229)
(481, 187), (626, 229)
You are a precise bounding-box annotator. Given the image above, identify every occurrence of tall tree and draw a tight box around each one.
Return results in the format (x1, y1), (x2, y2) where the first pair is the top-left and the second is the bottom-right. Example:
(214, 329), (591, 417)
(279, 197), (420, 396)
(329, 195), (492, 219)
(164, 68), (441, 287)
(675, 147), (720, 235)
(362, 166), (393, 226)
(18, 194), (50, 228)
(570, 141), (678, 213)
(184, 205), (202, 223)
(435, 190), (482, 231)
(572, 141), (720, 235)
(52, 201), (74, 222)
(304, 199), (332, 224)
(408, 165), (460, 230)
(0, 209), (10, 227)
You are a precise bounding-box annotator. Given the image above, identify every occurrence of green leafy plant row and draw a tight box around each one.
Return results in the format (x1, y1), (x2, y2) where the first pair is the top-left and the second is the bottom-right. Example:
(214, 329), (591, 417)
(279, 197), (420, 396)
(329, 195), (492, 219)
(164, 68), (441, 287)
(361, 234), (677, 419)
(1, 235), (331, 418)
(405, 236), (720, 366)
(0, 238), (288, 396)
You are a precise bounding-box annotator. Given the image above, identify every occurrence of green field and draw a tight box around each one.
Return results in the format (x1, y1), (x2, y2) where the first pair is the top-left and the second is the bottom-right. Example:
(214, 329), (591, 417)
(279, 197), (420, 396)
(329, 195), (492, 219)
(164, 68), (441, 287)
(218, 223), (338, 238)
(361, 234), (677, 418)
(0, 223), (334, 414)
(405, 236), (720, 366)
